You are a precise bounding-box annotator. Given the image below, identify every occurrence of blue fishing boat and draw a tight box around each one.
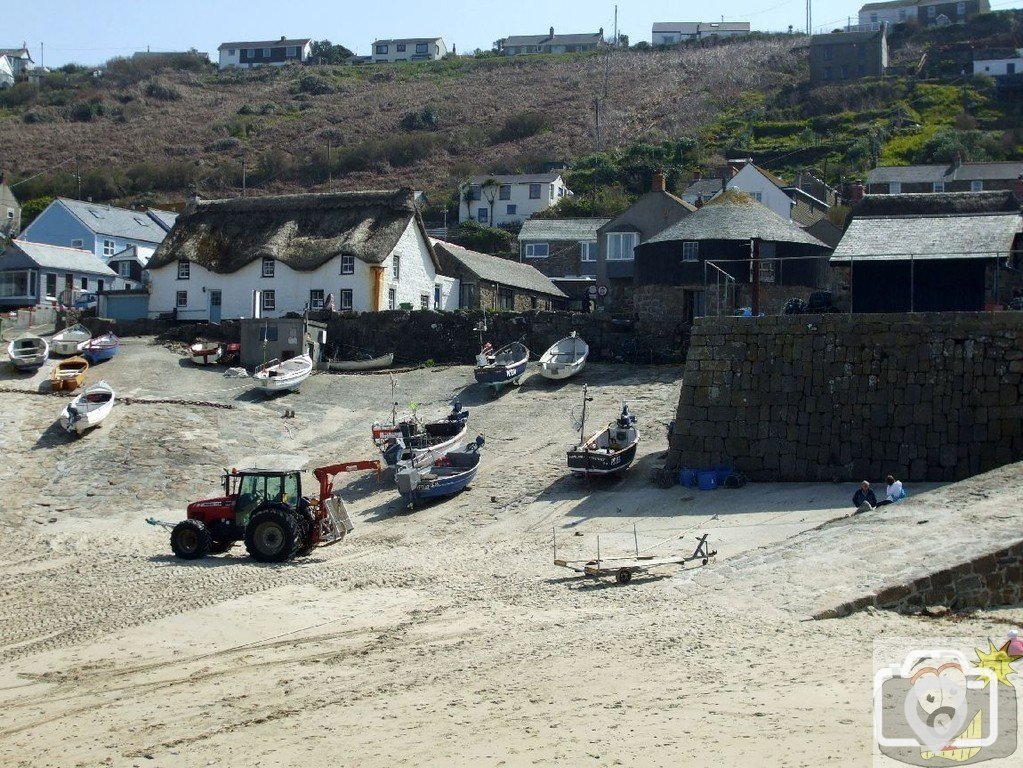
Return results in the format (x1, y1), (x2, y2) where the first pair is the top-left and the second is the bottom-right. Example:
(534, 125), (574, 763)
(473, 341), (529, 391)
(373, 403), (470, 467)
(395, 436), (484, 507)
(81, 332), (120, 364)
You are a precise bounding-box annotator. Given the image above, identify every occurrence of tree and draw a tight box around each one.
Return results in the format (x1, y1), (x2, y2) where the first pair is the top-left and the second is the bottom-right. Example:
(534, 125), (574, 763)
(480, 177), (500, 226)
(309, 40), (354, 64)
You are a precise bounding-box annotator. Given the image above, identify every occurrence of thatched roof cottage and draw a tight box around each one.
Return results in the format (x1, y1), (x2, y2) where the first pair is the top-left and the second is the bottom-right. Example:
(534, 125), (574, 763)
(147, 189), (458, 321)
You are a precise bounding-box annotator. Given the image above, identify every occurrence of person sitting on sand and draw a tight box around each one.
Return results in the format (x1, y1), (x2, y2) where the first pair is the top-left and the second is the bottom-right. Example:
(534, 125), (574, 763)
(874, 475), (906, 507)
(853, 480), (877, 512)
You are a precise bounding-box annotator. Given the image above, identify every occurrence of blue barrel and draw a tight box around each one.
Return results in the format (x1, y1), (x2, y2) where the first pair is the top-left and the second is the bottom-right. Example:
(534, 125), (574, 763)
(697, 470), (717, 491)
(715, 465), (733, 485)
(679, 469), (697, 487)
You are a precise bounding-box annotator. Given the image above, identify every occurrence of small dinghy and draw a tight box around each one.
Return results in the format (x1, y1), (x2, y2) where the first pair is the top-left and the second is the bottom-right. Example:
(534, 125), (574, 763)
(539, 332), (588, 381)
(7, 335), (49, 371)
(81, 332), (120, 364)
(189, 340), (223, 365)
(59, 380), (115, 435)
(373, 403), (470, 466)
(327, 352), (394, 372)
(473, 341), (529, 391)
(567, 386), (639, 476)
(50, 356), (89, 391)
(50, 324), (92, 356)
(395, 436), (484, 507)
(252, 354), (313, 393)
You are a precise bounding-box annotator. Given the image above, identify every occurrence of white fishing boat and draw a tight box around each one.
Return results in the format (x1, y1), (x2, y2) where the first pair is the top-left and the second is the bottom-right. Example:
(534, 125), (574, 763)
(7, 335), (49, 371)
(189, 340), (223, 365)
(59, 380), (115, 435)
(327, 352), (394, 371)
(252, 354), (313, 393)
(50, 324), (92, 356)
(539, 332), (589, 381)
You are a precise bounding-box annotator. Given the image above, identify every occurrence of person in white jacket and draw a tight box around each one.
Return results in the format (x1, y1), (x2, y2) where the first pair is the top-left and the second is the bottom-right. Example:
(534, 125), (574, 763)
(885, 474), (905, 502)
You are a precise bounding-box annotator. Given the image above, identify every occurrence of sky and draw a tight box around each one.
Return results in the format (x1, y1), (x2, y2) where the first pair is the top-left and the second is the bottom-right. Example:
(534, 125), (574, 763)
(8, 0), (1020, 69)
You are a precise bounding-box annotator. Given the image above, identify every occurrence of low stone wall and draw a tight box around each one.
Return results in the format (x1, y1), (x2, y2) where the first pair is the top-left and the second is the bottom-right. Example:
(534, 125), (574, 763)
(668, 312), (1023, 482)
(816, 539), (1023, 619)
(78, 316), (241, 343)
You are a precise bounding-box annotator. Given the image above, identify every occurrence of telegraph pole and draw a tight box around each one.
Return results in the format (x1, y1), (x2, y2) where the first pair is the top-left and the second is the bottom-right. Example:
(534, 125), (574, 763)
(242, 158), (247, 196)
(807, 0), (813, 34)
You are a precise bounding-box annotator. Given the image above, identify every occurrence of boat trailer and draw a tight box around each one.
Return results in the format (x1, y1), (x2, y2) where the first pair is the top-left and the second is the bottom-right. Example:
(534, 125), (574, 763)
(553, 527), (716, 585)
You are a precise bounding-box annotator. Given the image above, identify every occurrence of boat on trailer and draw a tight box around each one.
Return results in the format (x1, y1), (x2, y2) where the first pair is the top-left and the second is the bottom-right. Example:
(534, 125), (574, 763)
(50, 356), (89, 391)
(252, 354), (313, 393)
(327, 352), (394, 372)
(7, 335), (49, 371)
(473, 341), (529, 391)
(567, 386), (639, 477)
(539, 332), (588, 381)
(50, 324), (92, 356)
(373, 402), (470, 467)
(59, 380), (115, 435)
(395, 436), (484, 507)
(189, 340), (224, 365)
(81, 333), (120, 364)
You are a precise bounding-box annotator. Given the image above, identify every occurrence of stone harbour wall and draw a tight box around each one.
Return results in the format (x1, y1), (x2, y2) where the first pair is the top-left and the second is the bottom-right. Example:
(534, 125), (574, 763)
(667, 312), (1023, 482)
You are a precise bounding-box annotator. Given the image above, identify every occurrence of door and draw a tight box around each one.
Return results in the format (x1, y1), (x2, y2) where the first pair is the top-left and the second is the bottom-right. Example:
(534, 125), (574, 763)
(1009, 63), (1016, 75)
(209, 290), (222, 323)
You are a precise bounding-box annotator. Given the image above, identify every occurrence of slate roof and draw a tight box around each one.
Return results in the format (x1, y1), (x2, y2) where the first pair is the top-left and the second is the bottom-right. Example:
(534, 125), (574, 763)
(643, 190), (827, 247)
(859, 0), (917, 11)
(810, 29), (885, 45)
(831, 213), (1022, 261)
(518, 218), (610, 242)
(548, 33), (603, 45)
(464, 174), (562, 186)
(109, 244), (149, 267)
(217, 38), (310, 50)
(5, 241), (116, 276)
(868, 162), (1023, 185)
(853, 190), (1021, 217)
(652, 22), (751, 34)
(149, 189), (431, 273)
(504, 35), (550, 47)
(681, 178), (727, 201)
(55, 198), (177, 244)
(372, 37), (443, 45)
(431, 240), (568, 298)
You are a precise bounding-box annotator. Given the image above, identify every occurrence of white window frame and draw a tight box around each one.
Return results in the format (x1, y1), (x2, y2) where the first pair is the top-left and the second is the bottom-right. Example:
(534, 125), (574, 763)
(392, 255), (400, 281)
(176, 290), (187, 308)
(262, 289), (276, 311)
(71, 238), (84, 248)
(682, 242), (700, 262)
(262, 257), (275, 278)
(970, 180), (983, 192)
(420, 294), (429, 310)
(388, 287), (396, 310)
(580, 241), (597, 262)
(376, 44), (389, 54)
(506, 204), (517, 215)
(932, 181), (945, 192)
(889, 181), (901, 194)
(102, 239), (115, 257)
(341, 255), (355, 274)
(606, 232), (639, 261)
(309, 289), (324, 310)
(759, 260), (776, 284)
(524, 243), (549, 258)
(117, 261), (131, 277)
(340, 289), (353, 311)
(477, 207), (488, 223)
(177, 260), (190, 279)
(262, 47), (271, 58)
(416, 42), (429, 54)
(499, 185), (511, 200)
(528, 184), (541, 199)
(5, 210), (13, 219)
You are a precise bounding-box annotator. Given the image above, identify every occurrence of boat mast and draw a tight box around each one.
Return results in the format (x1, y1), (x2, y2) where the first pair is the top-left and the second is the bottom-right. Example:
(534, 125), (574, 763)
(580, 384), (592, 445)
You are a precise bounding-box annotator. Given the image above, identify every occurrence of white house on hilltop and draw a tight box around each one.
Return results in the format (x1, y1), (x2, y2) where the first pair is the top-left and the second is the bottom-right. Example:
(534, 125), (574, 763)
(371, 38), (447, 63)
(146, 189), (459, 322)
(458, 174), (570, 226)
(651, 22), (751, 45)
(217, 37), (312, 70)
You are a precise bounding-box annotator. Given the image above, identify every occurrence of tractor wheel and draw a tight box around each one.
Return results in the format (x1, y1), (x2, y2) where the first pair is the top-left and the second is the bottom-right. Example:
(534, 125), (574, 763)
(244, 505), (300, 563)
(294, 510), (316, 558)
(211, 539), (235, 554)
(171, 520), (212, 560)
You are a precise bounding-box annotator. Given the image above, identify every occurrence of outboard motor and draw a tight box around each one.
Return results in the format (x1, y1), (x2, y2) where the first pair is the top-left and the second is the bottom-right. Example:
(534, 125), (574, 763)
(65, 404), (79, 432)
(382, 440), (404, 466)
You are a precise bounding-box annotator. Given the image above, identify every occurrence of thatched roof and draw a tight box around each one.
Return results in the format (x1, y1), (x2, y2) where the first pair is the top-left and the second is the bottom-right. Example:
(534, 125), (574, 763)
(643, 189), (828, 247)
(149, 189), (430, 274)
(852, 191), (1020, 219)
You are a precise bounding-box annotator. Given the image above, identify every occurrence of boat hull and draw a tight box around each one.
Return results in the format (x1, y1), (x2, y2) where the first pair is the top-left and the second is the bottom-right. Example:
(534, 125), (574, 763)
(539, 359), (585, 380)
(81, 334), (120, 364)
(538, 335), (588, 381)
(50, 357), (89, 391)
(8, 337), (49, 371)
(567, 440), (639, 476)
(396, 451), (481, 506)
(59, 381), (115, 435)
(253, 355), (313, 392)
(327, 353), (394, 371)
(189, 343), (223, 365)
(473, 358), (528, 387)
(50, 325), (92, 356)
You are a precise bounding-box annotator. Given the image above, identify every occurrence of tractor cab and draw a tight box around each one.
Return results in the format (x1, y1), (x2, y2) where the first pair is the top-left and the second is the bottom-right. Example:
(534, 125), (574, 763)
(229, 469), (303, 528)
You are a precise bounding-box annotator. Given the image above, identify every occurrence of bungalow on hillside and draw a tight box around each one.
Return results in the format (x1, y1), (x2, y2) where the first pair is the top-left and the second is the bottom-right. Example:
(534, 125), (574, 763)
(0, 241), (117, 309)
(146, 189), (459, 322)
(633, 190), (831, 321)
(650, 22), (751, 45)
(0, 171), (20, 238)
(0, 45), (33, 78)
(0, 55), (14, 89)
(371, 38), (447, 63)
(458, 174), (570, 225)
(830, 191), (1023, 313)
(809, 26), (888, 85)
(498, 28), (604, 55)
(595, 172), (697, 312)
(867, 161), (1023, 195)
(431, 240), (568, 311)
(217, 37), (311, 69)
(857, 0), (989, 27)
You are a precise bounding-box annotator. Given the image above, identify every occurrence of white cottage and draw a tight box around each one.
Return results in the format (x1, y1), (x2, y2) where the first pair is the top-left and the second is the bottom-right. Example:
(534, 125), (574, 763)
(147, 189), (459, 322)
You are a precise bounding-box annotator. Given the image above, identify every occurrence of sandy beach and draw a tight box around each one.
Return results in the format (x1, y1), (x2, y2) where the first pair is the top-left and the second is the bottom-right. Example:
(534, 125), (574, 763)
(0, 335), (1019, 767)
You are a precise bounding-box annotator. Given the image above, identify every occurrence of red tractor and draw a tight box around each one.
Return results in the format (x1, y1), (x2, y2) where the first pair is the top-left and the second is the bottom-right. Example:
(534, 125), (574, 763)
(168, 462), (376, 562)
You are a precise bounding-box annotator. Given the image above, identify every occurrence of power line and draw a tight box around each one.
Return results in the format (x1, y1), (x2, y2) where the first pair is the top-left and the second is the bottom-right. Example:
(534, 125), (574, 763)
(8, 157), (76, 189)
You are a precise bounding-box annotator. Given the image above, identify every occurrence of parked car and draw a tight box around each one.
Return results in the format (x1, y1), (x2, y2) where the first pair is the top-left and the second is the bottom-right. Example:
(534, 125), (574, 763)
(73, 292), (98, 311)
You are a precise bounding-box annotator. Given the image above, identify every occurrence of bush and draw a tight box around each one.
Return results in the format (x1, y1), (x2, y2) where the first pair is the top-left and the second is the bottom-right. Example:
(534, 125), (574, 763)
(400, 106), (440, 131)
(144, 78), (182, 101)
(490, 111), (550, 144)
(0, 82), (37, 108)
(449, 220), (514, 254)
(69, 101), (105, 122)
(294, 75), (335, 95)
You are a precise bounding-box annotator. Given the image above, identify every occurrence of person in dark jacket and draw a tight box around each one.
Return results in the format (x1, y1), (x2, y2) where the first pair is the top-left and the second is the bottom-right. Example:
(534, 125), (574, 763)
(853, 480), (877, 512)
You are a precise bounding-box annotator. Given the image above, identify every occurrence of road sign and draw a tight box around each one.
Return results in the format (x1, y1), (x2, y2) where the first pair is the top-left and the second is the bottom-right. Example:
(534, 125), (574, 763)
(597, 285), (609, 297)
(587, 285), (598, 298)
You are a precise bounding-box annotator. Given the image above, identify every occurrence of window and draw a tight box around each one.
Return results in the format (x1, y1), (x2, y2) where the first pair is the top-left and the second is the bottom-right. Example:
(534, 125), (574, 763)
(751, 192), (762, 202)
(98, 279), (104, 293)
(0, 270), (35, 298)
(469, 184), (481, 200)
(420, 294), (429, 310)
(262, 257), (275, 278)
(80, 277), (88, 289)
(376, 44), (389, 54)
(857, 64), (865, 76)
(392, 255), (400, 281)
(898, 9), (906, 20)
(499, 185), (511, 200)
(857, 44), (866, 59)
(823, 46), (832, 61)
(759, 260), (776, 283)
(71, 238), (84, 248)
(287, 46), (297, 57)
(870, 12), (878, 22)
(310, 289), (324, 310)
(682, 242), (700, 262)
(396, 43), (406, 52)
(549, 186), (554, 201)
(524, 243), (549, 258)
(580, 241), (597, 262)
(388, 288), (396, 310)
(506, 204), (517, 215)
(971, 180), (983, 192)
(176, 290), (187, 308)
(607, 232), (638, 261)
(477, 207), (489, 223)
(434, 284), (441, 307)
(956, 1), (965, 15)
(177, 260), (190, 279)
(262, 290), (276, 311)
(529, 184), (541, 199)
(6, 210), (13, 219)
(46, 273), (56, 296)
(889, 181), (901, 194)
(932, 181), (945, 192)
(416, 43), (429, 54)
(228, 49), (235, 56)
(497, 287), (514, 310)
(340, 289), (353, 311)
(927, 5), (936, 17)
(117, 261), (131, 277)
(103, 239), (115, 257)
(823, 66), (832, 80)
(341, 255), (355, 274)
(262, 48), (271, 58)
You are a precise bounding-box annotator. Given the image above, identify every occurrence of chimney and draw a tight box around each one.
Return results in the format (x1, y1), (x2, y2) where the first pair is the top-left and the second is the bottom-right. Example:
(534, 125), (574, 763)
(953, 152), (962, 169)
(850, 181), (865, 205)
(652, 171), (666, 193)
(695, 195), (705, 209)
(280, 35), (287, 41)
(550, 27), (555, 38)
(692, 169), (702, 181)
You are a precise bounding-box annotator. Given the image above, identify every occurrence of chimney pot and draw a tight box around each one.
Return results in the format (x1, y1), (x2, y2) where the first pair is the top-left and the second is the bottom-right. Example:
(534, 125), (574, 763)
(281, 36), (287, 41)
(652, 171), (666, 193)
(851, 181), (865, 205)
(693, 169), (702, 181)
